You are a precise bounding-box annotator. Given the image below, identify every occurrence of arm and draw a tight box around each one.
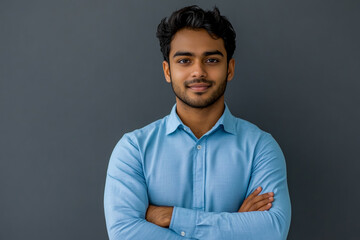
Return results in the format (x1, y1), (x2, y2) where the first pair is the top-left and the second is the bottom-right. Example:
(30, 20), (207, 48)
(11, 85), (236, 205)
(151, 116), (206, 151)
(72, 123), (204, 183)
(104, 134), (195, 239)
(146, 186), (274, 226)
(166, 133), (291, 240)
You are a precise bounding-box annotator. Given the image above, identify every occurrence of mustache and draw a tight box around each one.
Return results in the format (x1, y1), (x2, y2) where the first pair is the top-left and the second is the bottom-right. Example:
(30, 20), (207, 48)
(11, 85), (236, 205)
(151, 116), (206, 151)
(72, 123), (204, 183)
(184, 79), (214, 87)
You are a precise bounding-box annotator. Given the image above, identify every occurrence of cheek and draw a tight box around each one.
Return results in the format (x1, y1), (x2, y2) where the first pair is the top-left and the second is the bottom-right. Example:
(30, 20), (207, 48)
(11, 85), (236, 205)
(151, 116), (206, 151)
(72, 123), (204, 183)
(208, 67), (227, 80)
(170, 67), (189, 81)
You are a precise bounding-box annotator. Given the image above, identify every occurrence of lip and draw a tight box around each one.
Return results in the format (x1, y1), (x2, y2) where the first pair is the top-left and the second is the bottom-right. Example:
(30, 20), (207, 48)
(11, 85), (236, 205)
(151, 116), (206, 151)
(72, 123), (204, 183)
(187, 83), (211, 92)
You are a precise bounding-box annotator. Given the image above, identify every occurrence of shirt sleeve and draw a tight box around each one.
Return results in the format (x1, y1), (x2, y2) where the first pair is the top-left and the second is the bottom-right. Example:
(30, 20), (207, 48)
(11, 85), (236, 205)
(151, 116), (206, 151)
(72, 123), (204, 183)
(169, 133), (291, 240)
(104, 134), (195, 240)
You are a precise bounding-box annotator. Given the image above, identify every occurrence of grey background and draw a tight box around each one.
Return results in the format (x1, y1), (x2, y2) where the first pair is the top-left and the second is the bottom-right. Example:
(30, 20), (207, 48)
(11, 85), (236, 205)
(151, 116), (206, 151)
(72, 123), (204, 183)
(1, 0), (359, 239)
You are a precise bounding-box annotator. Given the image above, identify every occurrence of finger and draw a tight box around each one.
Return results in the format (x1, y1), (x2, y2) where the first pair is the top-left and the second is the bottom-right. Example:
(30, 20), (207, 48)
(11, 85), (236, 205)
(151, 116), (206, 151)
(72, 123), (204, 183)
(244, 187), (262, 204)
(239, 191), (274, 212)
(251, 192), (274, 205)
(258, 203), (272, 211)
(243, 193), (271, 212)
(249, 187), (262, 198)
(249, 197), (274, 211)
(238, 187), (262, 212)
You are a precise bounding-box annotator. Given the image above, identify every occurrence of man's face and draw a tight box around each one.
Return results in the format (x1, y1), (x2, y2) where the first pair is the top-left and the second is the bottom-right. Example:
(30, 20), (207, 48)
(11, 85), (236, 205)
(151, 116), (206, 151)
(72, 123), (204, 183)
(163, 28), (235, 109)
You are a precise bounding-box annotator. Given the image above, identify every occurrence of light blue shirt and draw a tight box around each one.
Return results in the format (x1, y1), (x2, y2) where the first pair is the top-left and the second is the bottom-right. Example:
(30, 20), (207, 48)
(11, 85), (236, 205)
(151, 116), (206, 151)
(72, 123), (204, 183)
(104, 104), (291, 240)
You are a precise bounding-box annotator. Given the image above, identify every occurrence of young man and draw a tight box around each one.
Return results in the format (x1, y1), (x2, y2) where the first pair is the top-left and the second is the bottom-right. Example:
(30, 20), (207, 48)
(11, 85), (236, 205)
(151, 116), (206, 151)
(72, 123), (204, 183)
(104, 5), (291, 240)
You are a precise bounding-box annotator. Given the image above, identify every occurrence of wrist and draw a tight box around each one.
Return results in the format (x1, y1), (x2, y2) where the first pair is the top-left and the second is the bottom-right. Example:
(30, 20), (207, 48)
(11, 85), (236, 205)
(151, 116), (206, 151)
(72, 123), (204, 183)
(146, 205), (174, 228)
(162, 206), (173, 227)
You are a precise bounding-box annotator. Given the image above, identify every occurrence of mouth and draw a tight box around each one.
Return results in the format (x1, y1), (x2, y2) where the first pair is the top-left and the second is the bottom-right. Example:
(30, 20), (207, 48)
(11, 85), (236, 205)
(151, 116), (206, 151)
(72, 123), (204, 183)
(187, 83), (211, 92)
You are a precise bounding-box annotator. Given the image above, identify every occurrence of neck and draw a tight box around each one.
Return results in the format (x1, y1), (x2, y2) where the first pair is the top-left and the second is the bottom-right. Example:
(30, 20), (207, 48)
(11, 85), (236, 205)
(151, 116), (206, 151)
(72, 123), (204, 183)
(175, 96), (225, 139)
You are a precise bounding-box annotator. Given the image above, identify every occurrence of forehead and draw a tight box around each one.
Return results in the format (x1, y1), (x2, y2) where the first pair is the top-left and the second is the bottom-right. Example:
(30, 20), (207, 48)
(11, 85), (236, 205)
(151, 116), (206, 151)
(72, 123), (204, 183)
(170, 28), (226, 57)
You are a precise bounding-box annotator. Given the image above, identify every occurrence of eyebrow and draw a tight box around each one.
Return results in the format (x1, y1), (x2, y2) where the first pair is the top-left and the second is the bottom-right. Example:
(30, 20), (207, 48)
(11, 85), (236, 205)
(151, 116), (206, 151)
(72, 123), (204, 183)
(173, 50), (224, 58)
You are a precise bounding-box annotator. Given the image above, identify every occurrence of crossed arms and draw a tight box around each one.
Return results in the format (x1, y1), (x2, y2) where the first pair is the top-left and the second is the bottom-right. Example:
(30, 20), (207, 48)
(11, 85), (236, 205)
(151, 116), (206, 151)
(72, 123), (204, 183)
(146, 186), (274, 227)
(104, 133), (291, 240)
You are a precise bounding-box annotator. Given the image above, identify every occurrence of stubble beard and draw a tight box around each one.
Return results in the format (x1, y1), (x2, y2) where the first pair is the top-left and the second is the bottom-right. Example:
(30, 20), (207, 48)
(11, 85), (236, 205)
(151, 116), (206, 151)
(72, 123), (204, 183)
(170, 74), (228, 109)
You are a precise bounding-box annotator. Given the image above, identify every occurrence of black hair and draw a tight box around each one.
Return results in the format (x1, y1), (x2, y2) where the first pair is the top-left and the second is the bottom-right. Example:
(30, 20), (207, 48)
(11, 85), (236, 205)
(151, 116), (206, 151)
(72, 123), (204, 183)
(156, 5), (236, 63)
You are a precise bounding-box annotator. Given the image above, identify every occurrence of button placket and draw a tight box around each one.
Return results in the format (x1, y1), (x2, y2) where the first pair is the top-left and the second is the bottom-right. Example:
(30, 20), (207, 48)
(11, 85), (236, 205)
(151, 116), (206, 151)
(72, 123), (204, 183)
(193, 139), (205, 211)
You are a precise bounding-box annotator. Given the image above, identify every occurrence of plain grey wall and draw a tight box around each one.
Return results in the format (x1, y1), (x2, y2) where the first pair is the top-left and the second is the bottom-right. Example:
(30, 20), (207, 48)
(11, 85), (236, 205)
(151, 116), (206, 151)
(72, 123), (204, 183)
(1, 0), (359, 239)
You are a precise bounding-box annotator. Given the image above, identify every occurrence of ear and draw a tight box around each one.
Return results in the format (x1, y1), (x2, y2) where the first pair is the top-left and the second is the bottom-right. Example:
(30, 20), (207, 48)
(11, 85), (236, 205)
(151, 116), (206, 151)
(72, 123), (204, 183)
(226, 58), (235, 82)
(162, 61), (171, 83)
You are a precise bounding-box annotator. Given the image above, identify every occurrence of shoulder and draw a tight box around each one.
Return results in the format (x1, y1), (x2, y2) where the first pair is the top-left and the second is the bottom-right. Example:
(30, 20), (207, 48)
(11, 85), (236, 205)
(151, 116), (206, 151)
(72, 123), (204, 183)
(109, 116), (168, 167)
(232, 116), (270, 140)
(230, 115), (281, 152)
(230, 116), (286, 170)
(116, 115), (169, 148)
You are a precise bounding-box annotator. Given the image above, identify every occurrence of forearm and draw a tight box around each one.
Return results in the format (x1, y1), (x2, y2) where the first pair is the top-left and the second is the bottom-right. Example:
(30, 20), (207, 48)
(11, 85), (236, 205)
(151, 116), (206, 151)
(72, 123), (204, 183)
(168, 179), (291, 239)
(105, 213), (194, 240)
(104, 168), (196, 240)
(105, 174), (194, 240)
(170, 205), (291, 240)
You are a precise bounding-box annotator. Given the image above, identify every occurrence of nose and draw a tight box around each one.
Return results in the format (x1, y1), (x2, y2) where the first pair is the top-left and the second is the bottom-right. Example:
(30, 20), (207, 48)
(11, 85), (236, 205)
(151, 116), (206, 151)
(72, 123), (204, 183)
(191, 61), (207, 79)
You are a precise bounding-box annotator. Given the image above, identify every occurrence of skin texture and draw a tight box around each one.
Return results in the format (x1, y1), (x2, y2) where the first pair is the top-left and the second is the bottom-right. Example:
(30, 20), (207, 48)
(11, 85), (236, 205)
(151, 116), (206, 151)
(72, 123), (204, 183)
(146, 205), (174, 228)
(237, 187), (274, 212)
(146, 28), (275, 228)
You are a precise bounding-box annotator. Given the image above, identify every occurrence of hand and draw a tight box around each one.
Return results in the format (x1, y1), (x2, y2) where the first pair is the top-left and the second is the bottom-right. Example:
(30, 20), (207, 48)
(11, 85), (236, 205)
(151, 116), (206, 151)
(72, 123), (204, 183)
(238, 187), (274, 212)
(146, 204), (174, 227)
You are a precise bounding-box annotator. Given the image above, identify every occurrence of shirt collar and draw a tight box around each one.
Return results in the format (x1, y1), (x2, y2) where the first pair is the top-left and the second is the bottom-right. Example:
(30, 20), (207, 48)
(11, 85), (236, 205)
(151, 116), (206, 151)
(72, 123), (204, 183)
(166, 103), (237, 135)
(218, 103), (237, 135)
(165, 104), (183, 135)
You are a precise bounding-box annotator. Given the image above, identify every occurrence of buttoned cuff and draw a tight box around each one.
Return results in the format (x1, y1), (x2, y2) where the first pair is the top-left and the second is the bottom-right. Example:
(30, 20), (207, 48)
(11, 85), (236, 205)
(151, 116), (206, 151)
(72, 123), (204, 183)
(169, 206), (197, 238)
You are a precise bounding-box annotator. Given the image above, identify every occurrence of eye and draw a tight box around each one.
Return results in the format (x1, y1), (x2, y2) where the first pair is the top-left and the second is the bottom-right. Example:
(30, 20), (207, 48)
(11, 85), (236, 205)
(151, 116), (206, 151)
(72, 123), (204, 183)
(206, 58), (220, 63)
(177, 58), (191, 64)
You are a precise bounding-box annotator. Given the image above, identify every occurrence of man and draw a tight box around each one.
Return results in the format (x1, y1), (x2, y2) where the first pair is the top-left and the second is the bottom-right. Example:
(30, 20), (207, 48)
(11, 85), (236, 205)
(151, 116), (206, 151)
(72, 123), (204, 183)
(104, 5), (291, 240)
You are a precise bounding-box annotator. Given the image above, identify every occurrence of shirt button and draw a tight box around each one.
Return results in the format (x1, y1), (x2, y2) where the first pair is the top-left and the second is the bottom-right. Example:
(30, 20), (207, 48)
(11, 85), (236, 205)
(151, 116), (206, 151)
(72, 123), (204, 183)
(180, 231), (186, 237)
(197, 145), (202, 150)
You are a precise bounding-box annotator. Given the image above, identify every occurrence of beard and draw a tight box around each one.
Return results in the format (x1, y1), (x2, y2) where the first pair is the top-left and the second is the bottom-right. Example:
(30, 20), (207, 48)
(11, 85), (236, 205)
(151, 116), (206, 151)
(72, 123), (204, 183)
(170, 74), (228, 109)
